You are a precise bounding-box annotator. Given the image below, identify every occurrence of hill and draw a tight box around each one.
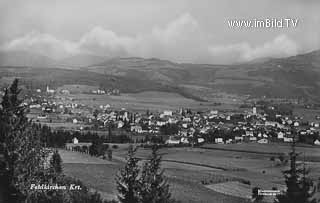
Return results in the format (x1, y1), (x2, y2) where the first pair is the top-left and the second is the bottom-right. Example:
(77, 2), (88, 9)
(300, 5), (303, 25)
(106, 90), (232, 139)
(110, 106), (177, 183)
(58, 54), (108, 68)
(0, 50), (319, 102)
(0, 51), (58, 67)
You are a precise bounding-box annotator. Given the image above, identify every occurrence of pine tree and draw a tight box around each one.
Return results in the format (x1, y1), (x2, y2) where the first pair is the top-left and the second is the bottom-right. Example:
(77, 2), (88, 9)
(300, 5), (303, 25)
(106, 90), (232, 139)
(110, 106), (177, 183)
(50, 149), (63, 174)
(139, 145), (172, 203)
(116, 145), (140, 203)
(275, 140), (317, 203)
(0, 79), (48, 202)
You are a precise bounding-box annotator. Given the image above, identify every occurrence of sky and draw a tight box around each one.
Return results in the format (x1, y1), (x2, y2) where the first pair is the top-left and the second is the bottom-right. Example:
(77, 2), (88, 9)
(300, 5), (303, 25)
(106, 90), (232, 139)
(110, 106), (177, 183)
(0, 0), (319, 64)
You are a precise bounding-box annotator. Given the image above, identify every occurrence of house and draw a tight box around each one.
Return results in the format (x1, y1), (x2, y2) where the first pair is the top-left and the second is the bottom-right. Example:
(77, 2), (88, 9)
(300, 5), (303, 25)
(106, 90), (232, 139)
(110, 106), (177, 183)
(61, 89), (70, 94)
(72, 137), (79, 144)
(245, 131), (254, 137)
(249, 137), (257, 142)
(46, 86), (55, 94)
(258, 138), (268, 144)
(117, 121), (124, 128)
(226, 139), (233, 144)
(277, 132), (284, 139)
(284, 137), (293, 143)
(180, 137), (189, 144)
(30, 104), (41, 109)
(197, 137), (205, 143)
(166, 136), (180, 145)
(131, 125), (142, 133)
(215, 138), (224, 144)
(163, 110), (173, 116)
(253, 107), (257, 114)
(156, 119), (167, 126)
(37, 114), (47, 119)
(314, 139), (320, 145)
(235, 136), (243, 142)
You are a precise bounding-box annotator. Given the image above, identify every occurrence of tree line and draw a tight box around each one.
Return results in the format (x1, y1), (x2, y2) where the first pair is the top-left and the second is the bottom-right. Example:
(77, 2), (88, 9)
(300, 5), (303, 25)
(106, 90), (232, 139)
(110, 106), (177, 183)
(0, 79), (178, 203)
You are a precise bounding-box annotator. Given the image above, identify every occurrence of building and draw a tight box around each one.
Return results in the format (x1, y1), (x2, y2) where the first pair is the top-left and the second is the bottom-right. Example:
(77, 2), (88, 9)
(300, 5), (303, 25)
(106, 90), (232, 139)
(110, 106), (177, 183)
(166, 136), (180, 145)
(215, 138), (224, 144)
(72, 137), (79, 144)
(258, 138), (268, 144)
(46, 86), (55, 94)
(253, 107), (257, 114)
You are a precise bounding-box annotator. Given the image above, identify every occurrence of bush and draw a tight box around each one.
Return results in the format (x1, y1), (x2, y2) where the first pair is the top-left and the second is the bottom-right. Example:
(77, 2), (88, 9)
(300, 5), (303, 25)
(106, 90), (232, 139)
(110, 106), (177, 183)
(112, 144), (118, 149)
(241, 180), (251, 185)
(278, 155), (285, 162)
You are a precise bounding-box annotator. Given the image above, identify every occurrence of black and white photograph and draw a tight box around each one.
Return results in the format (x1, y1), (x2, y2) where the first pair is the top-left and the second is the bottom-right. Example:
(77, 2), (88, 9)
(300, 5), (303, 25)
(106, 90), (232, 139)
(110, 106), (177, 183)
(0, 0), (320, 202)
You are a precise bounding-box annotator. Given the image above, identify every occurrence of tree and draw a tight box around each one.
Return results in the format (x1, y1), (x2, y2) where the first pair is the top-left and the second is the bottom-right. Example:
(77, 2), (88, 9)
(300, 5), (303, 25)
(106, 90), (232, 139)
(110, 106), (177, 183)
(275, 140), (317, 203)
(50, 150), (63, 174)
(0, 79), (49, 202)
(116, 145), (140, 203)
(0, 79), (112, 203)
(139, 145), (172, 203)
(252, 187), (263, 203)
(160, 123), (179, 135)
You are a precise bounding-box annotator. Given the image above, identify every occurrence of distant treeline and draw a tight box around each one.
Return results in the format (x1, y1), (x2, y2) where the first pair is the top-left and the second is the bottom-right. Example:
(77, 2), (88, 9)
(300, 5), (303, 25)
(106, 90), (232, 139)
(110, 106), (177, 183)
(36, 124), (132, 148)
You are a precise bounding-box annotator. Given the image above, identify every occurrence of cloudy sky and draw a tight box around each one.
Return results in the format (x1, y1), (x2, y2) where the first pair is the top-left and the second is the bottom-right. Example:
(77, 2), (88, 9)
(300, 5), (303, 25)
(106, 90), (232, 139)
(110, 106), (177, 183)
(0, 0), (319, 64)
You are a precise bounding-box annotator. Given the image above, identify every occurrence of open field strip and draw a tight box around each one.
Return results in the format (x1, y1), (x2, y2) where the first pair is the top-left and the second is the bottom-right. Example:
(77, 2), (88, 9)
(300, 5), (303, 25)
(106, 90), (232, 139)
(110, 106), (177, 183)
(59, 148), (249, 203)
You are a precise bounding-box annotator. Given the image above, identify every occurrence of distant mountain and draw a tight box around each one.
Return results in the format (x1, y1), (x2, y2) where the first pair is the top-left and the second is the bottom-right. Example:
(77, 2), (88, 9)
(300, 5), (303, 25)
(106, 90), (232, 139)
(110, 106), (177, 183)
(87, 50), (320, 101)
(59, 54), (107, 68)
(0, 51), (58, 67)
(0, 50), (319, 101)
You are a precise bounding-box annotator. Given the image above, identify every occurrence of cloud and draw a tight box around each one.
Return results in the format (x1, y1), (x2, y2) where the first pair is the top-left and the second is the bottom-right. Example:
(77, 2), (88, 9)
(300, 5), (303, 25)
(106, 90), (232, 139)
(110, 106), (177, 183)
(78, 26), (137, 57)
(1, 31), (81, 58)
(208, 34), (299, 63)
(1, 14), (300, 64)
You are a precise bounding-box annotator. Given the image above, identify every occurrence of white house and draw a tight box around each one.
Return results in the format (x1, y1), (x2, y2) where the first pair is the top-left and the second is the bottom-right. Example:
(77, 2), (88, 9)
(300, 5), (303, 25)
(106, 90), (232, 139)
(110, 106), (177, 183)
(284, 137), (293, 142)
(72, 137), (79, 144)
(258, 138), (268, 144)
(166, 136), (180, 145)
(215, 138), (224, 144)
(249, 137), (257, 142)
(277, 132), (284, 139)
(197, 137), (205, 143)
(180, 137), (189, 144)
(163, 110), (173, 116)
(46, 86), (55, 94)
(73, 119), (78, 124)
(131, 125), (142, 133)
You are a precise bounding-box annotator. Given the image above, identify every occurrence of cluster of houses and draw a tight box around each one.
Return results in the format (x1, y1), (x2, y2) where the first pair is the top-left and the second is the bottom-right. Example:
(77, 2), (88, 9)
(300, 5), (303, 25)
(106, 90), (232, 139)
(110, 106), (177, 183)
(91, 89), (120, 95)
(83, 106), (320, 146)
(23, 87), (320, 146)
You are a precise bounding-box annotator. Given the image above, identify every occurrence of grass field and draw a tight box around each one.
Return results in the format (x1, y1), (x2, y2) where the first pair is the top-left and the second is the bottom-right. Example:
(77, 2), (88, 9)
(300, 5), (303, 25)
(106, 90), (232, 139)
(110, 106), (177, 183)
(54, 90), (242, 112)
(60, 143), (320, 203)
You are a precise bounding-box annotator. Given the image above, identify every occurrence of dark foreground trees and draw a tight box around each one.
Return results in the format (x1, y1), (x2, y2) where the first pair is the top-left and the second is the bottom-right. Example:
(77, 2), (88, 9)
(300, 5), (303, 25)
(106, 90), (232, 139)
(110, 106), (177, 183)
(116, 145), (178, 203)
(0, 79), (110, 203)
(116, 145), (140, 203)
(275, 141), (318, 203)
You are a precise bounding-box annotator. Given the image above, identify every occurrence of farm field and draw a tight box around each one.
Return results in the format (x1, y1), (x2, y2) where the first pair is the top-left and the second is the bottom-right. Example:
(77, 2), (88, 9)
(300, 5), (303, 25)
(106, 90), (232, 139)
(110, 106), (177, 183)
(59, 143), (320, 202)
(57, 91), (240, 112)
(60, 148), (248, 203)
(293, 107), (320, 122)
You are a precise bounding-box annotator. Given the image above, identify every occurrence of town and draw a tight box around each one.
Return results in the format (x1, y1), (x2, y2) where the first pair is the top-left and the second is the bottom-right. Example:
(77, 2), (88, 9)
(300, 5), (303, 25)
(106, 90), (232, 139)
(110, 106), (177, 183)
(23, 85), (320, 147)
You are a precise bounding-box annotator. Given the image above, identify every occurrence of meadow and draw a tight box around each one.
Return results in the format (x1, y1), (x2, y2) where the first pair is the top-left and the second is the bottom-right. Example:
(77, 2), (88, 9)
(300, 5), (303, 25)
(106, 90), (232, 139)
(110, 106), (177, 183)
(59, 143), (320, 202)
